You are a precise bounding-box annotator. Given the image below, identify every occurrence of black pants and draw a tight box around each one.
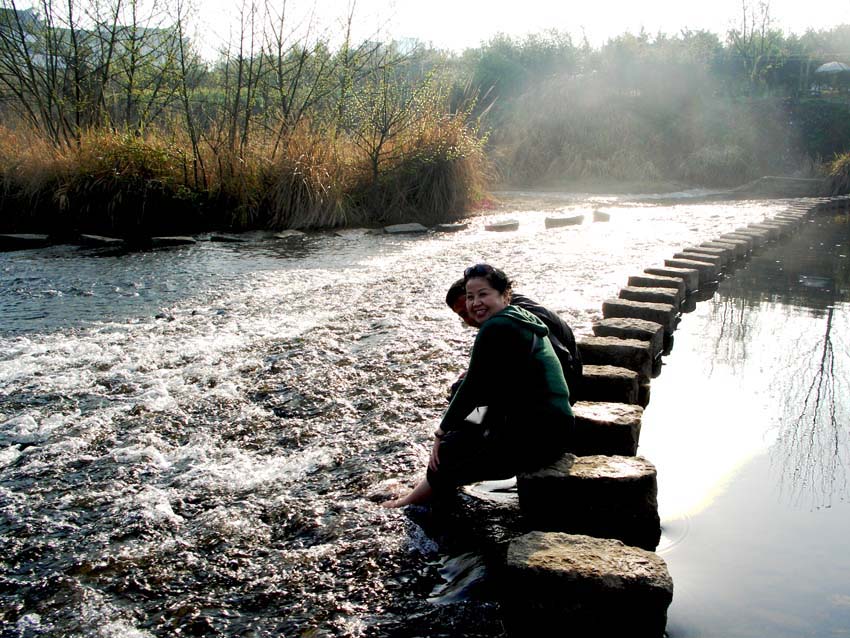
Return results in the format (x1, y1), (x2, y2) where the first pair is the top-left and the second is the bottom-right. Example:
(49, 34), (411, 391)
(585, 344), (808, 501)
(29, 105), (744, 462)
(426, 417), (570, 496)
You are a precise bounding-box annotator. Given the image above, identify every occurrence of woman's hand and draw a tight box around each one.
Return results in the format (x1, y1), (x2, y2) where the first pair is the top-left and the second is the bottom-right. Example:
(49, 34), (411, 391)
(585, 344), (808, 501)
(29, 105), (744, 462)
(429, 431), (444, 471)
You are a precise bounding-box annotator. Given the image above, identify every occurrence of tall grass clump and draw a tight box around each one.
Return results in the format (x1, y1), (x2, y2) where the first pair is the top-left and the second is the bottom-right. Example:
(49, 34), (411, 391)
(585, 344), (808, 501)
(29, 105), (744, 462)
(348, 111), (489, 226)
(827, 153), (850, 195)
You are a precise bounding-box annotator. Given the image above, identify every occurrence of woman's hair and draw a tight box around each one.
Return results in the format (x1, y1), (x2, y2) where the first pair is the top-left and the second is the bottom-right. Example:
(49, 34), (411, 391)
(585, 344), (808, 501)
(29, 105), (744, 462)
(463, 264), (513, 300)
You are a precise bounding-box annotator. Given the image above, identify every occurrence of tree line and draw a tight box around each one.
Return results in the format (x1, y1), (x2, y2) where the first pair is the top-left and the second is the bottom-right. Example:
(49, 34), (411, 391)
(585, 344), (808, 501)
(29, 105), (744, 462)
(0, 0), (848, 235)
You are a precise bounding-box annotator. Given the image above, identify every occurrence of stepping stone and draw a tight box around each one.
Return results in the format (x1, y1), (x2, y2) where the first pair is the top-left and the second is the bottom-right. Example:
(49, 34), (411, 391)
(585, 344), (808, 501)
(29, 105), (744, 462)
(627, 274), (685, 298)
(705, 238), (749, 258)
(572, 401), (644, 456)
(619, 285), (681, 307)
(695, 242), (741, 261)
(0, 233), (51, 250)
(485, 220), (519, 232)
(210, 233), (247, 242)
(746, 223), (782, 239)
(592, 317), (664, 359)
(78, 234), (123, 247)
(503, 531), (673, 637)
(577, 336), (653, 380)
(593, 209), (611, 222)
(644, 266), (699, 293)
(434, 222), (469, 232)
(663, 258), (718, 284)
(731, 228), (769, 247)
(602, 298), (678, 334)
(274, 230), (306, 239)
(673, 251), (723, 267)
(545, 214), (584, 228)
(681, 245), (732, 265)
(574, 364), (639, 405)
(719, 233), (755, 251)
(384, 223), (428, 234)
(150, 236), (197, 247)
(517, 453), (661, 550)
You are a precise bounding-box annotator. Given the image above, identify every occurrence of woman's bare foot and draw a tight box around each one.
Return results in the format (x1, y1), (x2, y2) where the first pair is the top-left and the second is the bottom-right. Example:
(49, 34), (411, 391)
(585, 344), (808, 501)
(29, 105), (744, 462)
(380, 478), (433, 508)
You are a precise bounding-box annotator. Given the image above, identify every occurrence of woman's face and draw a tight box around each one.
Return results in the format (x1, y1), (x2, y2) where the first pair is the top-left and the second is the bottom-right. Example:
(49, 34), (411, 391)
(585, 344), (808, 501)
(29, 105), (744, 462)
(465, 276), (508, 325)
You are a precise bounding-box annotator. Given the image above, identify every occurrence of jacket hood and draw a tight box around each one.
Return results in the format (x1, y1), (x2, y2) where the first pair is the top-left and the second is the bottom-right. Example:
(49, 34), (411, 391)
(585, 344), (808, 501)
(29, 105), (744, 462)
(495, 304), (549, 336)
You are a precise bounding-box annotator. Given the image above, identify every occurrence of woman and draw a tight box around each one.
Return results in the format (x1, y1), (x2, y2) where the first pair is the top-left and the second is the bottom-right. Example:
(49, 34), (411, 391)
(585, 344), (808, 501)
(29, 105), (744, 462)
(383, 264), (574, 508)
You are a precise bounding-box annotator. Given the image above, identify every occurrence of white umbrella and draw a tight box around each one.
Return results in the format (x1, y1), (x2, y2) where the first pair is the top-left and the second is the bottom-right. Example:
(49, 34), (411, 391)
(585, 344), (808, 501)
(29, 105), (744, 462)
(814, 61), (850, 74)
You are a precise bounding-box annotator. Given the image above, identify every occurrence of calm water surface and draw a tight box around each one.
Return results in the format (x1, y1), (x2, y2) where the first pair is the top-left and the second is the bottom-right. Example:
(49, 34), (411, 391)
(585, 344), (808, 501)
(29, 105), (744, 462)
(0, 192), (847, 636)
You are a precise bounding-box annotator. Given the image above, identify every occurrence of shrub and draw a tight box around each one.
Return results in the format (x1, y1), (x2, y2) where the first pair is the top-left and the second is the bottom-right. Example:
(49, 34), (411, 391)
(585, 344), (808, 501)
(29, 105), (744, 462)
(827, 153), (850, 195)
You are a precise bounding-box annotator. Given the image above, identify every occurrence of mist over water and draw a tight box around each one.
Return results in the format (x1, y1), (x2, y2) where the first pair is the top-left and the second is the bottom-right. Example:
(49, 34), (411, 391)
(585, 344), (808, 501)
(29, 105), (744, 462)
(1, 192), (848, 636)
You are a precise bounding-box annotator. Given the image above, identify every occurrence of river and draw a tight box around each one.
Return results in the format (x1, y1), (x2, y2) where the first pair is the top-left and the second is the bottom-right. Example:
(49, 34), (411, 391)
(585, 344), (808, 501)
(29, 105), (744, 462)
(1, 191), (848, 637)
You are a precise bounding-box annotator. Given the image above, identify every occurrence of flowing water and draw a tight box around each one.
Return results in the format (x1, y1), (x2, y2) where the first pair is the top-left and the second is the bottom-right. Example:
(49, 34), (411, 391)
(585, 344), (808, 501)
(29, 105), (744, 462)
(1, 191), (848, 637)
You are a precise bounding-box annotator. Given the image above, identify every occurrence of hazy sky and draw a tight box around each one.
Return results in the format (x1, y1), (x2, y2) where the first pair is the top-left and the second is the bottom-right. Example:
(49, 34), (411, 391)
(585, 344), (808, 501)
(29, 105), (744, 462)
(196, 0), (850, 55)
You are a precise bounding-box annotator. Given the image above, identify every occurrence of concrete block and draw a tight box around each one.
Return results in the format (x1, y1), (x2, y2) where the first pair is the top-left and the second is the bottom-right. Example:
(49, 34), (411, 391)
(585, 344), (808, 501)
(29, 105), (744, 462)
(503, 531), (673, 637)
(619, 285), (681, 307)
(699, 240), (747, 259)
(0, 233), (52, 250)
(627, 274), (686, 298)
(572, 401), (644, 456)
(485, 220), (519, 232)
(719, 233), (755, 250)
(663, 258), (719, 284)
(517, 453), (661, 550)
(644, 266), (699, 293)
(746, 223), (782, 239)
(575, 365), (639, 405)
(732, 228), (770, 247)
(592, 318), (664, 359)
(602, 298), (677, 334)
(577, 336), (653, 380)
(545, 214), (584, 228)
(673, 251), (723, 267)
(682, 245), (731, 265)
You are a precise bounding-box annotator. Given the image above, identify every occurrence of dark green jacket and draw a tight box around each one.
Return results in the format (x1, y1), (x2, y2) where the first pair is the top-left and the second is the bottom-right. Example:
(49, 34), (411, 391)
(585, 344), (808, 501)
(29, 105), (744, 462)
(441, 305), (573, 445)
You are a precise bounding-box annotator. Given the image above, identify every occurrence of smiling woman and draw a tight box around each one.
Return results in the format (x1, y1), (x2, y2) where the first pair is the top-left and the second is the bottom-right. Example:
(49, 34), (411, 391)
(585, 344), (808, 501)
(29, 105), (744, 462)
(383, 263), (575, 508)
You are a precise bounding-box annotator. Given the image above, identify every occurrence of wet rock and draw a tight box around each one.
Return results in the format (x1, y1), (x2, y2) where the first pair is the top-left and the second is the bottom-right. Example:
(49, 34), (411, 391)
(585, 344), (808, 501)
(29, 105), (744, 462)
(601, 298), (677, 334)
(572, 400), (643, 456)
(544, 214), (584, 228)
(577, 336), (653, 380)
(663, 257), (718, 284)
(485, 220), (519, 232)
(384, 223), (428, 234)
(619, 285), (681, 307)
(574, 364), (639, 405)
(502, 531), (673, 637)
(643, 266), (699, 293)
(592, 317), (664, 359)
(517, 453), (661, 551)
